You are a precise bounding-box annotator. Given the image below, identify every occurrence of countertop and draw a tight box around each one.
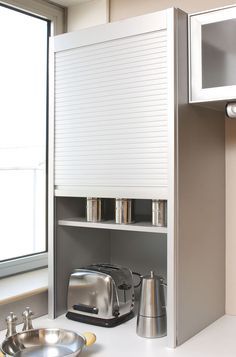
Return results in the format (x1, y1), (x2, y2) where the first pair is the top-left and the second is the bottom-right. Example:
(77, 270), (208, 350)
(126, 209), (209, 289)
(1, 314), (236, 356)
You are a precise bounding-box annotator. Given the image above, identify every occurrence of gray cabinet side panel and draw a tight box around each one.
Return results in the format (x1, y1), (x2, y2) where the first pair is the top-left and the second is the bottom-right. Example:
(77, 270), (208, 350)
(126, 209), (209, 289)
(176, 11), (225, 345)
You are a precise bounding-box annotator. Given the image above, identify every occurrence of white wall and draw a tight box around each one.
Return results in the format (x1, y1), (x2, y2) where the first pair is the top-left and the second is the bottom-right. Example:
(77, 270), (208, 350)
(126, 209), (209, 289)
(67, 0), (109, 32)
(66, 0), (236, 315)
(109, 0), (235, 20)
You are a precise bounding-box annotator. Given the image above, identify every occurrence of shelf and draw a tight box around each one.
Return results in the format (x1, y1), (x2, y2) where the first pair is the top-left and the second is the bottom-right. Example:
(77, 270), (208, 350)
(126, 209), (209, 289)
(58, 217), (167, 234)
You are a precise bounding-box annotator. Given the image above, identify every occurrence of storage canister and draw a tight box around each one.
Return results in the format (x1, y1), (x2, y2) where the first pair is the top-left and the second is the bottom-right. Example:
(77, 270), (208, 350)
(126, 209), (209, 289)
(152, 200), (167, 227)
(115, 198), (133, 224)
(86, 197), (102, 222)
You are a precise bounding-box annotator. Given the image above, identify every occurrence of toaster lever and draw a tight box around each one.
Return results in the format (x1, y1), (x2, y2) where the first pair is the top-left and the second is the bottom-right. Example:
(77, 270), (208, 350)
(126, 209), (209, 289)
(118, 283), (132, 290)
(73, 304), (99, 315)
(118, 282), (132, 303)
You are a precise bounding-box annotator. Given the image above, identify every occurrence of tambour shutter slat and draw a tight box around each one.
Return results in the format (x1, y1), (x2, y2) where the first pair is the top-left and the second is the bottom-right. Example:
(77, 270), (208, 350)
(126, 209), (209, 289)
(55, 30), (168, 191)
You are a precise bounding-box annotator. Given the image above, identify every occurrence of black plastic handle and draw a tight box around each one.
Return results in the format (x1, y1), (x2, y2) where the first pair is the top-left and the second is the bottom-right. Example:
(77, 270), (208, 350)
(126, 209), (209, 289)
(132, 271), (142, 288)
(91, 263), (119, 270)
(73, 304), (99, 315)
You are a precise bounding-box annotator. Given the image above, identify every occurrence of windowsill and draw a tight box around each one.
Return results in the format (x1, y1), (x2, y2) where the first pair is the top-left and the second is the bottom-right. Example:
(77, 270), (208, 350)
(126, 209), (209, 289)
(0, 268), (48, 305)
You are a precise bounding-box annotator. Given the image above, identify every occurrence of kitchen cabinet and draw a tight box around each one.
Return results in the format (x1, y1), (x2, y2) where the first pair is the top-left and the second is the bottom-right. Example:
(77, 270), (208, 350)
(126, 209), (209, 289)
(49, 8), (225, 349)
(53, 11), (169, 200)
(189, 5), (236, 106)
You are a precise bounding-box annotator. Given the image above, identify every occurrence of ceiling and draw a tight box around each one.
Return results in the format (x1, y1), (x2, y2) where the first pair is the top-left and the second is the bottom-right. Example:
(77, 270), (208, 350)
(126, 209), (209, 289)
(51, 0), (92, 6)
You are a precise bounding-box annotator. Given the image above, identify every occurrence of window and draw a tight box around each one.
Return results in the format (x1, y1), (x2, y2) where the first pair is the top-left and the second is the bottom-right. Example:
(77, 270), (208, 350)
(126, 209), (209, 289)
(0, 2), (59, 276)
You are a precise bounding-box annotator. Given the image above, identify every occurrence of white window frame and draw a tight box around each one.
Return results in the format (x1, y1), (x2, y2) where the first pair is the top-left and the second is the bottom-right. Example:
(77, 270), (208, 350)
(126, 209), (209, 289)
(0, 253), (48, 278)
(0, 0), (65, 277)
(0, 0), (66, 35)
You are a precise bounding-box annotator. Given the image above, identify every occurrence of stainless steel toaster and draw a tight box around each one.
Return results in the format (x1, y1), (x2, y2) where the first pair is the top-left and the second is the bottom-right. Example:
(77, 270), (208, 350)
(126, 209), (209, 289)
(66, 263), (135, 327)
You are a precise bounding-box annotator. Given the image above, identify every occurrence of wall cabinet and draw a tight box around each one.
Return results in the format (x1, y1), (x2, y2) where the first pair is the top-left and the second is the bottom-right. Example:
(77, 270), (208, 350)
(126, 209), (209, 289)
(54, 10), (169, 199)
(49, 8), (225, 349)
(189, 6), (236, 106)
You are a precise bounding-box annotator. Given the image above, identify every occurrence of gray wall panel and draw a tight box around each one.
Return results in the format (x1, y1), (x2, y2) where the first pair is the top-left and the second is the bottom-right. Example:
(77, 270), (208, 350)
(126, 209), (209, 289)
(110, 230), (167, 279)
(176, 10), (225, 345)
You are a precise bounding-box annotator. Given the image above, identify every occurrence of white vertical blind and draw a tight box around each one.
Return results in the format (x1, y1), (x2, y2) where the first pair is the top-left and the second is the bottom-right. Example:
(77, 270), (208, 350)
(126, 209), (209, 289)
(54, 30), (168, 193)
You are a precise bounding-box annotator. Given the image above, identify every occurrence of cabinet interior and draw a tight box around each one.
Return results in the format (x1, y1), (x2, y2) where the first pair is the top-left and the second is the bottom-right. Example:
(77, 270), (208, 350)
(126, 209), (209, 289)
(56, 196), (159, 224)
(202, 19), (236, 89)
(55, 196), (167, 316)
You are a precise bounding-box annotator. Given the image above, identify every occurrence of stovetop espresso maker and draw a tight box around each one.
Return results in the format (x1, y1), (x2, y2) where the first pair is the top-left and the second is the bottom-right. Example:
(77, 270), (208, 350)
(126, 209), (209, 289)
(136, 271), (167, 338)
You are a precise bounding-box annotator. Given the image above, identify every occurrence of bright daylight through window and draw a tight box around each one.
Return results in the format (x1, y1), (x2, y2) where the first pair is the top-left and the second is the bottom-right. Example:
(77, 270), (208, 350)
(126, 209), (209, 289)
(0, 5), (49, 262)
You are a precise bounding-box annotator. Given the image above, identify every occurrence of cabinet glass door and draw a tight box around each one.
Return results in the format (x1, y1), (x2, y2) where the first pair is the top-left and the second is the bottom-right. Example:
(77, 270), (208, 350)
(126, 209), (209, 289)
(202, 19), (236, 89)
(190, 7), (236, 102)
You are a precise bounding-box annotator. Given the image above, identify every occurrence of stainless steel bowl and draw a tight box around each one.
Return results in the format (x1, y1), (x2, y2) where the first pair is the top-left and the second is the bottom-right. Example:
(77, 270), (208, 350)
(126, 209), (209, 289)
(1, 328), (96, 357)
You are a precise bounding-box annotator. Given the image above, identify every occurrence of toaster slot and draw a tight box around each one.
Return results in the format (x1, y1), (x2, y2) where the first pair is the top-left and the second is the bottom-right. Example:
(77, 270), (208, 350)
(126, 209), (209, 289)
(73, 304), (99, 315)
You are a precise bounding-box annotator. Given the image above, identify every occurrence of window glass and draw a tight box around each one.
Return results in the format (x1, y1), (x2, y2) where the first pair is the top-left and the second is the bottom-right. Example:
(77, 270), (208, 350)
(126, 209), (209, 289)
(0, 5), (49, 261)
